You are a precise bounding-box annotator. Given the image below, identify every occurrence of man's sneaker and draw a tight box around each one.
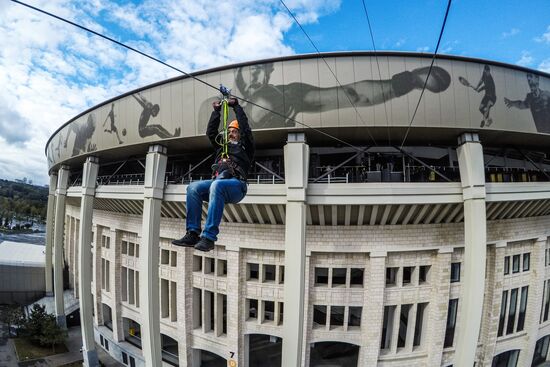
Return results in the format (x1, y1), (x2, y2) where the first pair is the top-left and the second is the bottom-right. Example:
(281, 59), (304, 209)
(171, 231), (200, 247)
(195, 237), (215, 252)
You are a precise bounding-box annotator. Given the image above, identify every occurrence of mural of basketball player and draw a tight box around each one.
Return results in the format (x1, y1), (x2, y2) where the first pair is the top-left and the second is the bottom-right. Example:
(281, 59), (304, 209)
(504, 73), (550, 133)
(132, 93), (181, 139)
(103, 103), (125, 144)
(224, 62), (451, 129)
(63, 113), (97, 156)
(459, 65), (496, 127)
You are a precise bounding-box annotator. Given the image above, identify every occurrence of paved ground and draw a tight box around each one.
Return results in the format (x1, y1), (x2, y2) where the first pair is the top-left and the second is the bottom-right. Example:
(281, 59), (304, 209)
(0, 324), (18, 367)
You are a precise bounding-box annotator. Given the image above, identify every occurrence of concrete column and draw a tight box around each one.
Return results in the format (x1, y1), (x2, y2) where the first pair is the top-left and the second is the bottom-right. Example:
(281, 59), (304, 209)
(45, 173), (57, 296)
(111, 229), (125, 342)
(455, 132), (487, 367)
(53, 165), (70, 328)
(177, 247), (194, 367)
(92, 224), (103, 327)
(362, 251), (386, 365)
(520, 236), (547, 366)
(426, 248), (452, 366)
(77, 156), (100, 367)
(139, 145), (167, 367)
(282, 133), (309, 367)
(226, 248), (242, 367)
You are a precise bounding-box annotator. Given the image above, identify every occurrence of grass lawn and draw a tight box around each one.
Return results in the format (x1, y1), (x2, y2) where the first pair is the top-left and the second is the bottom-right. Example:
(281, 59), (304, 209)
(12, 338), (68, 360)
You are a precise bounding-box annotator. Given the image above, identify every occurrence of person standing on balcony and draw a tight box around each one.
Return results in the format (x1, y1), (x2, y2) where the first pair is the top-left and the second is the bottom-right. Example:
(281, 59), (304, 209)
(172, 97), (255, 252)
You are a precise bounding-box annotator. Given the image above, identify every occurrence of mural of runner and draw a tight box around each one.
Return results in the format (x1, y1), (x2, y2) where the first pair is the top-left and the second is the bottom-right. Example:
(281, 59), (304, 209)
(504, 73), (550, 133)
(133, 93), (181, 139)
(459, 64), (496, 127)
(63, 113), (97, 156)
(103, 103), (126, 144)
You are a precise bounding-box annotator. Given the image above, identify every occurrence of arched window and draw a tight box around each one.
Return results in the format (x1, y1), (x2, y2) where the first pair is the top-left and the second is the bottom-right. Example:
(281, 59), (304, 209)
(532, 335), (550, 366)
(492, 349), (520, 367)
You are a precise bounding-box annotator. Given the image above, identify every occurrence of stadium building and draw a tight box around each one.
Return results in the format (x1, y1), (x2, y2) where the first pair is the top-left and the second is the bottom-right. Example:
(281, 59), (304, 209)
(44, 52), (550, 367)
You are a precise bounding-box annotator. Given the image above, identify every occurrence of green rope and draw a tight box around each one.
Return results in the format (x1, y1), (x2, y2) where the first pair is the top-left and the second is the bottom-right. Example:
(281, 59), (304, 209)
(222, 99), (229, 159)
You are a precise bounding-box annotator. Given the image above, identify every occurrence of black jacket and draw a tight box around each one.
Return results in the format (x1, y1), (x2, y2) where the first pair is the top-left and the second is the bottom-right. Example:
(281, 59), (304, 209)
(207, 104), (255, 180)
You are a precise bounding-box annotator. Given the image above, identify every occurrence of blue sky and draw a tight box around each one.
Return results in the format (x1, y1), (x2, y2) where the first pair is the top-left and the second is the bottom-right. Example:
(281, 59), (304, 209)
(0, 0), (549, 185)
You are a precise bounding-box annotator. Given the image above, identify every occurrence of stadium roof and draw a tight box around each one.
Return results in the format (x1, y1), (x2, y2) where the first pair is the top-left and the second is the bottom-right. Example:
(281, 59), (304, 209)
(0, 241), (45, 267)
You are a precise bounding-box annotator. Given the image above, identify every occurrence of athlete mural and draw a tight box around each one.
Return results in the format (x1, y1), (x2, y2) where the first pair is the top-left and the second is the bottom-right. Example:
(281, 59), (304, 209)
(228, 63), (452, 129)
(504, 73), (550, 133)
(103, 103), (126, 144)
(459, 64), (496, 128)
(63, 113), (97, 157)
(133, 93), (181, 139)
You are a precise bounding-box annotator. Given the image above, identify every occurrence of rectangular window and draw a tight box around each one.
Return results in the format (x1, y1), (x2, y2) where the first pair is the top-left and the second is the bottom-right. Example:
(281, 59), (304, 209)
(414, 303), (428, 347)
(330, 306), (345, 328)
(170, 281), (177, 322)
(121, 241), (128, 255)
(208, 291), (215, 331)
(161, 279), (169, 318)
(332, 268), (346, 286)
(504, 256), (510, 275)
(397, 304), (411, 348)
(313, 305), (327, 327)
(402, 266), (414, 285)
(444, 299), (458, 347)
(160, 249), (170, 265)
(506, 288), (518, 334)
(450, 263), (460, 283)
(512, 254), (520, 273)
(122, 352), (128, 365)
(170, 251), (177, 267)
(121, 267), (127, 302)
(135, 272), (139, 308)
(523, 253), (530, 271)
(381, 305), (396, 350)
(193, 288), (201, 328)
(248, 299), (258, 320)
(279, 266), (285, 284)
(350, 268), (364, 287)
(419, 265), (430, 284)
(348, 306), (362, 328)
(263, 265), (276, 282)
(498, 290), (508, 337)
(217, 259), (227, 276)
(204, 257), (215, 274)
(193, 255), (202, 272)
(315, 267), (329, 285)
(517, 286), (528, 331)
(128, 242), (135, 256)
(264, 301), (275, 322)
(543, 281), (550, 322)
(222, 294), (227, 335)
(278, 302), (284, 325)
(135, 244), (139, 258)
(248, 263), (259, 280)
(386, 267), (398, 286)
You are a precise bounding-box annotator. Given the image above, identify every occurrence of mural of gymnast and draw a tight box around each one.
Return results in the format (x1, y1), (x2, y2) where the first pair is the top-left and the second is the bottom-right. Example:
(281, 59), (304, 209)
(132, 92), (181, 139)
(103, 103), (126, 144)
(63, 113), (97, 157)
(227, 62), (451, 129)
(504, 73), (550, 134)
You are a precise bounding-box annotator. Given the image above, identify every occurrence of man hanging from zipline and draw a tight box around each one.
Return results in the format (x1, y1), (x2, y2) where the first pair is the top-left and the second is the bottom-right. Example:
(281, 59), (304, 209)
(172, 89), (255, 252)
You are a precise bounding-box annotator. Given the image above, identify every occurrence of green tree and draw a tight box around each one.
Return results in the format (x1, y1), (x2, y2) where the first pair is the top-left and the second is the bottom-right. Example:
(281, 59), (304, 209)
(39, 317), (67, 353)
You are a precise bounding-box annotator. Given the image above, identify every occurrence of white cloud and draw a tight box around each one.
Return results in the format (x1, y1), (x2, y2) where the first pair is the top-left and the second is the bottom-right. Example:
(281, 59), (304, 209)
(0, 0), (340, 185)
(539, 59), (550, 73)
(394, 38), (406, 48)
(416, 46), (430, 53)
(516, 51), (533, 67)
(535, 25), (550, 43)
(502, 28), (519, 38)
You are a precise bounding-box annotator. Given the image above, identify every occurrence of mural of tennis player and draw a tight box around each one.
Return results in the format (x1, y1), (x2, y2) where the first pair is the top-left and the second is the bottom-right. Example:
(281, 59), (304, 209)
(228, 62), (451, 128)
(103, 103), (125, 144)
(133, 92), (181, 139)
(459, 65), (496, 127)
(63, 113), (97, 156)
(504, 73), (550, 133)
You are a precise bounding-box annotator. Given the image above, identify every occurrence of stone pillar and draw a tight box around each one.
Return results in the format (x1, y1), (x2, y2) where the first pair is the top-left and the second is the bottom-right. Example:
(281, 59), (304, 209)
(177, 247), (194, 367)
(45, 173), (57, 296)
(281, 133), (309, 367)
(111, 229), (125, 342)
(139, 145), (167, 366)
(226, 248), (242, 367)
(362, 251), (386, 365)
(426, 248), (452, 366)
(54, 165), (70, 328)
(92, 224), (103, 327)
(520, 236), (547, 366)
(455, 132), (487, 367)
(77, 156), (100, 367)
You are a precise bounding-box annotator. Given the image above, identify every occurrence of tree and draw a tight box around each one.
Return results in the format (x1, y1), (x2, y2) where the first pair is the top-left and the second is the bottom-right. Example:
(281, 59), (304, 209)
(0, 306), (24, 336)
(39, 317), (67, 353)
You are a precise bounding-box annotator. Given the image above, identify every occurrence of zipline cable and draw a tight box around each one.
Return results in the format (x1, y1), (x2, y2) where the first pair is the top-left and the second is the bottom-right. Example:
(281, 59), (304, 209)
(399, 0), (452, 150)
(360, 0), (391, 145)
(278, 0), (378, 147)
(10, 0), (367, 154)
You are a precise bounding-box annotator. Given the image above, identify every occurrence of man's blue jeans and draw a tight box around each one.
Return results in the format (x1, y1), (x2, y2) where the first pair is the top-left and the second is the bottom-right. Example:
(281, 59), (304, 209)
(186, 178), (247, 241)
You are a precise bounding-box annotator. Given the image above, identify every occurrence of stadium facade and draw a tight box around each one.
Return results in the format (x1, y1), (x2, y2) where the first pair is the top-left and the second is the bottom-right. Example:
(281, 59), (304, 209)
(44, 52), (550, 367)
